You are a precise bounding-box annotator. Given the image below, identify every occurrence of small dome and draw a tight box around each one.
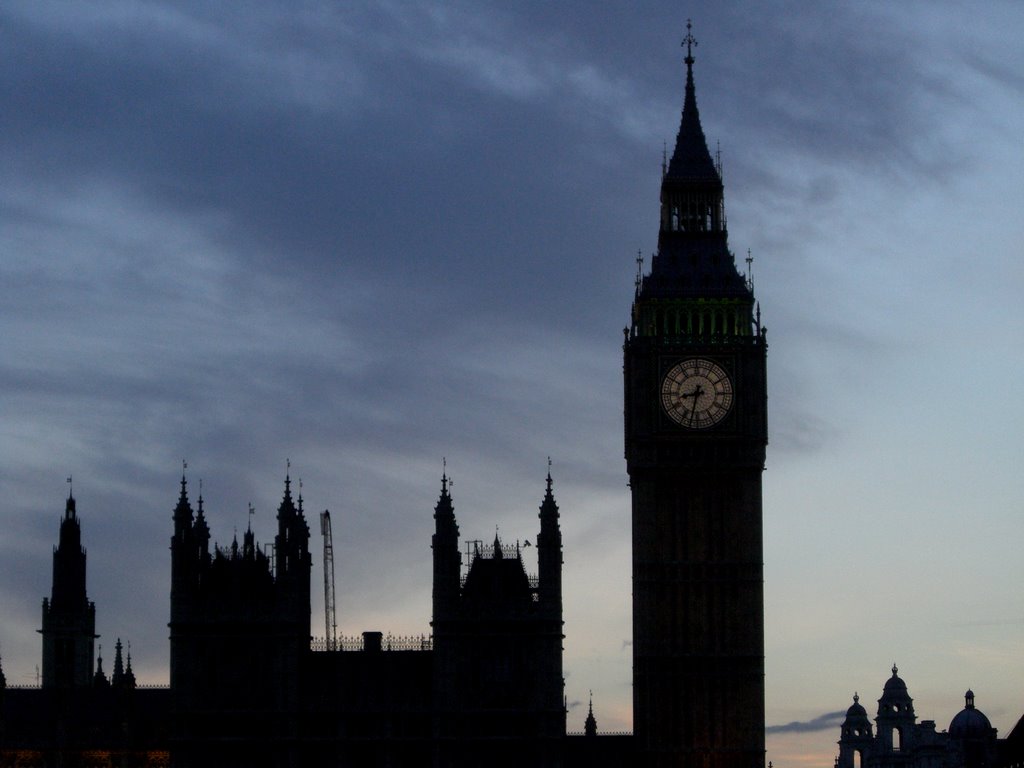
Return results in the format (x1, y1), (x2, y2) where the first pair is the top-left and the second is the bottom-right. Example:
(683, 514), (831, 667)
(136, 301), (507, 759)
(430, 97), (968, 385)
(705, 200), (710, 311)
(878, 664), (914, 716)
(950, 690), (993, 739)
(842, 693), (873, 740)
(882, 664), (908, 695)
(846, 693), (868, 718)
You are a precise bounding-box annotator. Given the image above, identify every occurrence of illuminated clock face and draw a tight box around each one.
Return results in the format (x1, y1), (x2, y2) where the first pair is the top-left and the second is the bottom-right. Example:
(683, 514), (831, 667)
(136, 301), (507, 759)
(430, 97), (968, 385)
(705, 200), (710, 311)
(661, 358), (734, 429)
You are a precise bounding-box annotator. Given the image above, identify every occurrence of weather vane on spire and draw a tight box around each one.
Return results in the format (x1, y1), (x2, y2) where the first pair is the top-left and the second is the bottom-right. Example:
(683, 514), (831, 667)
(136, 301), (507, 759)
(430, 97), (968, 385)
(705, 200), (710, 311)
(682, 19), (697, 62)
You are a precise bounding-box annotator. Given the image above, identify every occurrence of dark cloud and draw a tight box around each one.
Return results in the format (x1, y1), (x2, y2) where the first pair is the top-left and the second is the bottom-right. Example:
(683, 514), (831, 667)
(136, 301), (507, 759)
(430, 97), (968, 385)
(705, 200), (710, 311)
(767, 711), (846, 734)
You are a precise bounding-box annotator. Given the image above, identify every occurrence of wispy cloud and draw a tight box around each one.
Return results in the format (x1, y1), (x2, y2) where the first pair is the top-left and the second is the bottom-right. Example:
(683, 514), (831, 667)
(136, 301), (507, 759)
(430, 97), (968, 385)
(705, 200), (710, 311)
(767, 711), (846, 735)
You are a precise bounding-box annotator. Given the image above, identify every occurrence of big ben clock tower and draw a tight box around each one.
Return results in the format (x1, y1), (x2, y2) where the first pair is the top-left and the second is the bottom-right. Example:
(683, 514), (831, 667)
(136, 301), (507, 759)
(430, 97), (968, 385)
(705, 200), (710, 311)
(625, 25), (767, 768)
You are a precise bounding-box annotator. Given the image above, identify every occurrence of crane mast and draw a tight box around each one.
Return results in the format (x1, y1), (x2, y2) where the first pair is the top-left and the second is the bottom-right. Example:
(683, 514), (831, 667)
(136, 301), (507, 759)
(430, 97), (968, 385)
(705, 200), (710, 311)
(320, 510), (338, 651)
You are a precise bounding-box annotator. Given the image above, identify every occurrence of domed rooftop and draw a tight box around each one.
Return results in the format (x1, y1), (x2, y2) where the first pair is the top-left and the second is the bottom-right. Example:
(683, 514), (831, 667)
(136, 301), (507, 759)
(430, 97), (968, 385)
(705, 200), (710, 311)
(842, 693), (873, 739)
(846, 693), (868, 719)
(882, 664), (909, 695)
(877, 664), (915, 717)
(950, 690), (994, 739)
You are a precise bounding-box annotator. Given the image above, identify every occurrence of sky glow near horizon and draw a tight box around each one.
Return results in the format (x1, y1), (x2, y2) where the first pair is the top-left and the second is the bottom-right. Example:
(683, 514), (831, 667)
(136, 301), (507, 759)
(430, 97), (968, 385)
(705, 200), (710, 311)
(2, 2), (1023, 765)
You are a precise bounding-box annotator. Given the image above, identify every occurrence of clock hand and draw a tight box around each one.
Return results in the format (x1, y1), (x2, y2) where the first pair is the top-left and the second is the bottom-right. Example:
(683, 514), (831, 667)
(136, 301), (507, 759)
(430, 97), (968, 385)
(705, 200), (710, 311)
(686, 384), (704, 425)
(680, 385), (703, 401)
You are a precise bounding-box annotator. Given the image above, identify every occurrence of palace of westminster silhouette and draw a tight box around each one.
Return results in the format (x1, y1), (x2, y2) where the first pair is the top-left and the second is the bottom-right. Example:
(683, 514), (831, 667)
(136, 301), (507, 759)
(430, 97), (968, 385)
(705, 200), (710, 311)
(3, 30), (1022, 768)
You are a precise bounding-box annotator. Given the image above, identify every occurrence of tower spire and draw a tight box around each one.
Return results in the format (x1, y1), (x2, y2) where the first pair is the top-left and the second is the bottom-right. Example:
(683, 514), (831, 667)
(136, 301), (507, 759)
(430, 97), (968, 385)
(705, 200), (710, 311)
(585, 690), (598, 737)
(431, 461), (461, 624)
(112, 638), (125, 686)
(666, 19), (717, 182)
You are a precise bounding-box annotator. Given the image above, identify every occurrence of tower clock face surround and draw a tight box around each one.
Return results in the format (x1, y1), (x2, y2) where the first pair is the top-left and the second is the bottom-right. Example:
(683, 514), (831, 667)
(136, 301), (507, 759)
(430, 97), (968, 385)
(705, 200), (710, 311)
(661, 358), (734, 429)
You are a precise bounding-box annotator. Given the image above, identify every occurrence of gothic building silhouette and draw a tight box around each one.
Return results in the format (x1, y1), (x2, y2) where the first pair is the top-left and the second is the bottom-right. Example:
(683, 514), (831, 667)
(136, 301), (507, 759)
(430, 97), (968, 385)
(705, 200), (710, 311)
(0, 29), (909, 768)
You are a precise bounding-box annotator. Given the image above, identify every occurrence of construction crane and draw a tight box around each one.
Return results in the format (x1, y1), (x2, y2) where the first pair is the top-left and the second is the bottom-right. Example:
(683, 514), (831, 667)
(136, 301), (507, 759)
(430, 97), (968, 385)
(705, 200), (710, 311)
(320, 510), (338, 651)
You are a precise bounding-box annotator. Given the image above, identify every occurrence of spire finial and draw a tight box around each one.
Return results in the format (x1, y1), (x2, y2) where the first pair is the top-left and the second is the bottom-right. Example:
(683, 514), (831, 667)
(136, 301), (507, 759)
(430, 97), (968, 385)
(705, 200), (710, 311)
(441, 456), (449, 493)
(248, 503), (255, 531)
(584, 689), (598, 736)
(682, 19), (697, 64)
(67, 475), (73, 499)
(892, 663), (899, 676)
(546, 457), (553, 493)
(853, 691), (859, 704)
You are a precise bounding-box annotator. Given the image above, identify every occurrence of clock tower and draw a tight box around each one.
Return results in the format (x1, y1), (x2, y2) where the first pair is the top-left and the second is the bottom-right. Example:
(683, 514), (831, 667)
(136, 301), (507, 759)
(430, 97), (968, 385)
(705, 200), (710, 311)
(624, 25), (767, 768)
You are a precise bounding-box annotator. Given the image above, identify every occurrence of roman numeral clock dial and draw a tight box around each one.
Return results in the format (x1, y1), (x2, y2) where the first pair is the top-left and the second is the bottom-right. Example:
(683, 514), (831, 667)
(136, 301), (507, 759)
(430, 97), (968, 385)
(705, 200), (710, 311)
(660, 358), (734, 429)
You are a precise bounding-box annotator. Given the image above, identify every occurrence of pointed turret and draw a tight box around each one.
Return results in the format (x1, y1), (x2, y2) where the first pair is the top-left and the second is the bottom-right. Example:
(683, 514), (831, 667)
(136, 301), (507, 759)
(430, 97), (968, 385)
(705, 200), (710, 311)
(537, 460), (562, 614)
(431, 467), (461, 625)
(194, 486), (211, 566)
(49, 490), (88, 610)
(272, 468), (311, 643)
(112, 637), (125, 687)
(170, 468), (202, 628)
(173, 469), (194, 541)
(275, 471), (310, 580)
(41, 486), (96, 688)
(584, 691), (598, 737)
(666, 22), (719, 183)
(111, 638), (136, 690)
(243, 517), (256, 560)
(93, 646), (109, 688)
(123, 646), (136, 689)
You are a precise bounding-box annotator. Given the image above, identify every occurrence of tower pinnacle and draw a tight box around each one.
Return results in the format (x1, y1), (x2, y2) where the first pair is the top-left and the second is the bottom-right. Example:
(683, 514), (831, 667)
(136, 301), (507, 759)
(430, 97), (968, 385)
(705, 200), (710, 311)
(683, 18), (697, 63)
(666, 19), (717, 183)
